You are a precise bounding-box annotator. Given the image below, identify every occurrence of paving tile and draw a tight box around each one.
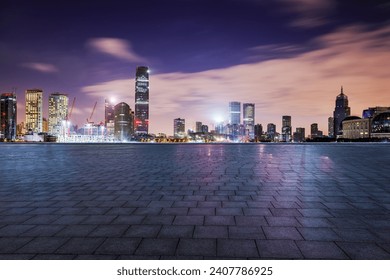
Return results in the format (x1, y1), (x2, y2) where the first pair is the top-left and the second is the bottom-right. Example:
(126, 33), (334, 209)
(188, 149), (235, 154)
(177, 239), (216, 256)
(16, 237), (69, 254)
(124, 225), (162, 238)
(256, 240), (303, 259)
(296, 241), (349, 259)
(95, 238), (141, 255)
(337, 242), (390, 259)
(262, 226), (303, 240)
(112, 215), (145, 225)
(297, 227), (341, 241)
(235, 216), (268, 226)
(266, 216), (301, 227)
(194, 226), (228, 238)
(158, 225), (194, 238)
(217, 239), (259, 258)
(51, 215), (88, 225)
(229, 226), (265, 239)
(56, 237), (105, 254)
(173, 216), (204, 225)
(135, 238), (179, 256)
(55, 225), (97, 237)
(20, 225), (65, 237)
(188, 208), (215, 216)
(333, 228), (383, 242)
(0, 237), (34, 253)
(205, 216), (235, 226)
(0, 225), (35, 236)
(88, 225), (129, 237)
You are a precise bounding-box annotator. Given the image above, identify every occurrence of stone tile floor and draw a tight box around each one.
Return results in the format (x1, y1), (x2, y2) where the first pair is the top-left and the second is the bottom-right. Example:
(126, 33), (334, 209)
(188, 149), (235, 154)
(0, 143), (389, 259)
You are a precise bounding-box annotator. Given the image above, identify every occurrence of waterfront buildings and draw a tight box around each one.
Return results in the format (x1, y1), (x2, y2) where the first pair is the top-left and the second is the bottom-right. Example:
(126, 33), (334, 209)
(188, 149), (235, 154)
(333, 86), (351, 137)
(254, 124), (263, 141)
(328, 117), (334, 137)
(266, 123), (276, 140)
(134, 66), (149, 134)
(114, 102), (134, 141)
(174, 118), (185, 138)
(196, 121), (202, 133)
(105, 99), (116, 137)
(293, 127), (305, 142)
(48, 93), (68, 136)
(281, 115), (292, 142)
(371, 112), (390, 138)
(25, 89), (43, 133)
(342, 117), (370, 139)
(243, 103), (255, 138)
(0, 93), (17, 141)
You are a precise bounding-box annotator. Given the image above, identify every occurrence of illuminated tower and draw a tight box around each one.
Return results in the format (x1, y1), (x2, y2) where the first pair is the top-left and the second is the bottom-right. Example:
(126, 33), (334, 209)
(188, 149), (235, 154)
(134, 66), (149, 134)
(229, 101), (241, 125)
(281, 115), (292, 142)
(105, 99), (116, 136)
(333, 86), (351, 136)
(48, 93), (68, 136)
(114, 102), (134, 141)
(0, 93), (17, 141)
(243, 103), (255, 138)
(25, 89), (43, 133)
(174, 118), (185, 138)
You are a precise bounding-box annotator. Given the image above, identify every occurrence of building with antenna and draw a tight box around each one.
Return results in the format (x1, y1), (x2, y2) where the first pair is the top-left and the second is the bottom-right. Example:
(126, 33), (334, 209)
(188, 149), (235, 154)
(333, 86), (351, 137)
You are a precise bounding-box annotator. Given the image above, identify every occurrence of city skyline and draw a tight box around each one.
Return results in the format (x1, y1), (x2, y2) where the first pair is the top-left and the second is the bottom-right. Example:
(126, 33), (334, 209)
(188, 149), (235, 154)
(1, 0), (390, 135)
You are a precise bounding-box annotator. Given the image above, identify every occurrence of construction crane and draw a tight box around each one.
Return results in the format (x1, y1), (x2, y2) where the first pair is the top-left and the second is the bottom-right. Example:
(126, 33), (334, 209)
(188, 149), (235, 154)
(87, 101), (97, 124)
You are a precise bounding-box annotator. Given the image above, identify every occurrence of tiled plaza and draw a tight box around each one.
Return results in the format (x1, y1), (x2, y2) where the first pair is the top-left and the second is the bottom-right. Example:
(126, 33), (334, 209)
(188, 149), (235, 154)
(0, 143), (389, 259)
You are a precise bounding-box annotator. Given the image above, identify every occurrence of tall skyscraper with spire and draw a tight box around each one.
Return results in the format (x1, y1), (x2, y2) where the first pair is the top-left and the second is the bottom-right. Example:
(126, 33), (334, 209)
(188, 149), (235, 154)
(333, 86), (351, 136)
(134, 66), (149, 134)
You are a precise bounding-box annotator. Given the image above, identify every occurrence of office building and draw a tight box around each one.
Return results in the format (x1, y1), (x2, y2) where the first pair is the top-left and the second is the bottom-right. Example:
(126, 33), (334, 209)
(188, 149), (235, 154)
(105, 99), (116, 136)
(201, 124), (208, 133)
(25, 89), (43, 133)
(333, 86), (351, 136)
(229, 101), (241, 125)
(371, 112), (390, 138)
(281, 115), (292, 142)
(266, 123), (276, 140)
(362, 106), (390, 119)
(196, 121), (202, 133)
(243, 103), (255, 138)
(174, 118), (185, 138)
(310, 123), (318, 139)
(254, 124), (263, 141)
(293, 127), (305, 142)
(48, 93), (68, 136)
(134, 66), (149, 134)
(342, 117), (370, 139)
(0, 93), (17, 141)
(328, 117), (334, 137)
(114, 102), (134, 141)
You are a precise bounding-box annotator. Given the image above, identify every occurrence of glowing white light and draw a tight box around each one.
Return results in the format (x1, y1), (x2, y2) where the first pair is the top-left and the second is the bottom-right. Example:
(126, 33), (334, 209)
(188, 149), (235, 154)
(110, 97), (116, 104)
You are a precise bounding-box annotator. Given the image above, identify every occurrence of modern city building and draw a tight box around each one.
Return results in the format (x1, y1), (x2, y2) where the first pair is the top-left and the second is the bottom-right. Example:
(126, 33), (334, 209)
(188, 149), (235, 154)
(229, 101), (241, 125)
(174, 118), (185, 138)
(254, 123), (263, 141)
(0, 93), (17, 141)
(328, 117), (334, 137)
(243, 103), (255, 138)
(266, 123), (276, 141)
(105, 99), (116, 137)
(134, 66), (149, 134)
(342, 117), (370, 139)
(281, 115), (292, 142)
(48, 93), (68, 136)
(201, 124), (209, 133)
(293, 127), (305, 142)
(333, 86), (351, 137)
(114, 102), (134, 141)
(195, 121), (202, 133)
(362, 106), (390, 119)
(371, 112), (390, 138)
(25, 89), (43, 133)
(310, 123), (318, 139)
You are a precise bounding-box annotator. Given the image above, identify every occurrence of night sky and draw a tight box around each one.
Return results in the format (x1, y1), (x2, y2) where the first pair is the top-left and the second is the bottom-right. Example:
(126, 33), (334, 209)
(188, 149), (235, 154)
(1, 0), (390, 135)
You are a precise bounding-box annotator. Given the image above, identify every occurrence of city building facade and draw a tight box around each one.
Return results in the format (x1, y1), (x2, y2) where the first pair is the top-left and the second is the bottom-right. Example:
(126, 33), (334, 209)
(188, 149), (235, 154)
(243, 103), (255, 138)
(105, 99), (116, 137)
(114, 102), (134, 141)
(0, 93), (17, 141)
(266, 123), (276, 141)
(293, 127), (305, 142)
(134, 66), (149, 134)
(333, 86), (351, 137)
(342, 117), (370, 139)
(174, 118), (185, 138)
(281, 115), (292, 142)
(25, 89), (43, 133)
(48, 93), (68, 136)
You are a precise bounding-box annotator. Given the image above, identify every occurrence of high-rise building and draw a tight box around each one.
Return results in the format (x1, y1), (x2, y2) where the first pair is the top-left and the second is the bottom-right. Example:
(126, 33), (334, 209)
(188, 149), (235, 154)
(310, 123), (318, 139)
(105, 99), (116, 137)
(333, 86), (351, 136)
(293, 127), (305, 142)
(243, 103), (255, 138)
(201, 124), (209, 133)
(25, 89), (43, 133)
(0, 93), (17, 141)
(174, 118), (185, 138)
(362, 106), (390, 119)
(281, 116), (292, 142)
(195, 121), (202, 133)
(229, 101), (241, 125)
(134, 66), (149, 134)
(267, 123), (276, 140)
(114, 102), (134, 141)
(328, 117), (334, 137)
(254, 123), (263, 141)
(48, 93), (68, 136)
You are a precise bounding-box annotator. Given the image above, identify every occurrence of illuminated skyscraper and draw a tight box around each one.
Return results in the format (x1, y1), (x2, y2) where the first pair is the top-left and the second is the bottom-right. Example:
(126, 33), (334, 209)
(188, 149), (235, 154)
(48, 93), (68, 136)
(328, 117), (334, 137)
(105, 99), (116, 136)
(333, 86), (350, 136)
(267, 123), (276, 140)
(174, 118), (185, 138)
(281, 115), (292, 142)
(229, 101), (241, 125)
(0, 93), (17, 141)
(243, 103), (255, 138)
(310, 123), (318, 139)
(25, 89), (43, 133)
(196, 121), (202, 133)
(114, 102), (134, 141)
(135, 66), (149, 134)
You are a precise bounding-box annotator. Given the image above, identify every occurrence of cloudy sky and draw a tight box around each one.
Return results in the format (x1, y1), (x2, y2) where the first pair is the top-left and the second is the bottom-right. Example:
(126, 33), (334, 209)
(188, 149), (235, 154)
(1, 0), (390, 135)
